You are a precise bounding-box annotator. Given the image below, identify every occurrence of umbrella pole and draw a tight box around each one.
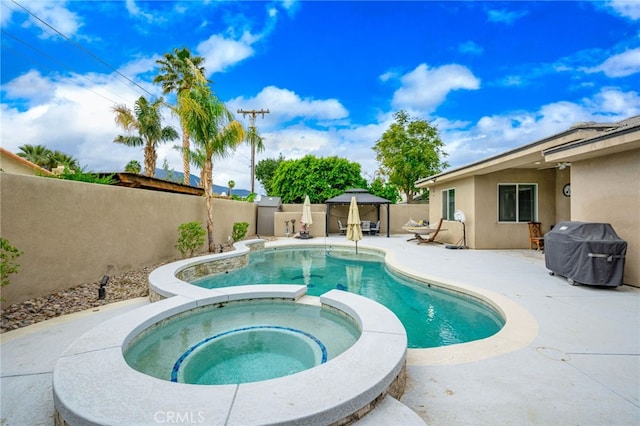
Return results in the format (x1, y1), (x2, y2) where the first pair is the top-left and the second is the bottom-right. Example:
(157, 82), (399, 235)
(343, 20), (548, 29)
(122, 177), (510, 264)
(355, 241), (358, 254)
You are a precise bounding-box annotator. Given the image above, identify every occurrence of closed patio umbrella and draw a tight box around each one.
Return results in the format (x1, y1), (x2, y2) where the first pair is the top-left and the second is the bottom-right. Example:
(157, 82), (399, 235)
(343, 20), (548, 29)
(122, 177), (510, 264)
(301, 195), (313, 236)
(346, 196), (363, 253)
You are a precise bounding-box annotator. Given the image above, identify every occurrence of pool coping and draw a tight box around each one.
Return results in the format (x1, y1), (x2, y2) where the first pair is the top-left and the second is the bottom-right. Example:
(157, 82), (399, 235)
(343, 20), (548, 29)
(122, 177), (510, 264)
(52, 285), (407, 425)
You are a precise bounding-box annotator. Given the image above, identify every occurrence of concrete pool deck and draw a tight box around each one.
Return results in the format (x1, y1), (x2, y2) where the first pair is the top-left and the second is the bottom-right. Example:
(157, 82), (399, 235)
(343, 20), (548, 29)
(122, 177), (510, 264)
(1, 235), (639, 425)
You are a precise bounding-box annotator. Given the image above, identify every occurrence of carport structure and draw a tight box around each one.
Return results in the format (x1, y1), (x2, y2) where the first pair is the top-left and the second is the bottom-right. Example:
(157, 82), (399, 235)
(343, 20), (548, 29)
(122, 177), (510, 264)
(325, 188), (391, 237)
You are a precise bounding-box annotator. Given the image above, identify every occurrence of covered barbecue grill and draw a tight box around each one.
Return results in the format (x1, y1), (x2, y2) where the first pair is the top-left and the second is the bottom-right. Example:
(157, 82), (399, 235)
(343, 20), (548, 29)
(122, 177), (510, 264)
(545, 221), (627, 287)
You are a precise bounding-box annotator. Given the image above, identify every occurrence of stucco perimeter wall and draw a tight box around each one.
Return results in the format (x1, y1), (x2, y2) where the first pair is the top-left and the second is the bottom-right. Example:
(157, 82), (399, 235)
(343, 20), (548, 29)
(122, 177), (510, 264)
(0, 174), (257, 306)
(571, 149), (640, 286)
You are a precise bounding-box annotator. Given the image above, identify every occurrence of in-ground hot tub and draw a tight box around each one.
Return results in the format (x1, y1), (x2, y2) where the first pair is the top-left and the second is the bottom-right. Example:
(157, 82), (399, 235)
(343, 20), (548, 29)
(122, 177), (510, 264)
(53, 285), (407, 425)
(124, 298), (360, 385)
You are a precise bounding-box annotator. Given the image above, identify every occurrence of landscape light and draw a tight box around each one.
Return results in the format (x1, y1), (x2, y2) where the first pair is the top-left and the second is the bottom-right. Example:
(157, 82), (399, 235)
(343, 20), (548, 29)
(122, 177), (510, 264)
(98, 275), (109, 300)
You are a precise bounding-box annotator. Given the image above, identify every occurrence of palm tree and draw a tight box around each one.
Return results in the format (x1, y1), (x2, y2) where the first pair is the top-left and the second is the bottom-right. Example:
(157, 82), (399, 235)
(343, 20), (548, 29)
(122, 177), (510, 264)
(17, 144), (52, 169)
(228, 180), (235, 198)
(112, 96), (179, 177)
(154, 47), (207, 186)
(48, 150), (80, 171)
(124, 160), (142, 174)
(180, 83), (245, 252)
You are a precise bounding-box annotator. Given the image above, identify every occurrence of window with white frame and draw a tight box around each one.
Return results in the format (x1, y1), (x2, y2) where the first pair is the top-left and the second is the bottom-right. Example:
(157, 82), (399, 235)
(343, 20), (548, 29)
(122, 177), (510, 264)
(441, 188), (455, 221)
(498, 184), (537, 222)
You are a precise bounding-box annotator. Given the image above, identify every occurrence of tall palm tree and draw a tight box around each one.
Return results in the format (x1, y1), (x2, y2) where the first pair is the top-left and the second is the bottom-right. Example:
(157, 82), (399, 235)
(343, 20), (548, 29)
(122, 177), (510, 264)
(112, 96), (179, 177)
(154, 47), (207, 186)
(180, 83), (245, 252)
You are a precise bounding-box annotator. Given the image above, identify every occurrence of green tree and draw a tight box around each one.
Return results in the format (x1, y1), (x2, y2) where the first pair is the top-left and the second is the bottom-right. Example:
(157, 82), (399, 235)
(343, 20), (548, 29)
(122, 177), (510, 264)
(227, 180), (235, 197)
(112, 96), (179, 177)
(270, 155), (367, 203)
(373, 110), (448, 203)
(161, 158), (181, 183)
(124, 160), (142, 174)
(255, 154), (284, 195)
(369, 177), (400, 203)
(154, 47), (207, 186)
(180, 83), (245, 252)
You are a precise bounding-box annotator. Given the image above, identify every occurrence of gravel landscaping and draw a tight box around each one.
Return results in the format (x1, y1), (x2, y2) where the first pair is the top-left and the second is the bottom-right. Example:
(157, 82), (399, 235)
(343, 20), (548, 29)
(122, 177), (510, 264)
(0, 262), (164, 333)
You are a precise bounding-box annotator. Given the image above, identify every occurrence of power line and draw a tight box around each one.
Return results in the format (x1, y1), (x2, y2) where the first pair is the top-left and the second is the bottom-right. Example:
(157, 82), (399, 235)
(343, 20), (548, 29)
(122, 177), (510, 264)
(1, 29), (127, 106)
(8, 0), (155, 100)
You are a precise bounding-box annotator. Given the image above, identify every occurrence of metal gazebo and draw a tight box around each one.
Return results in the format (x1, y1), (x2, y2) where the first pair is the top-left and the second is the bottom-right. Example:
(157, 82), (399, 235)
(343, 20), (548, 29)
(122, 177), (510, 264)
(325, 188), (391, 237)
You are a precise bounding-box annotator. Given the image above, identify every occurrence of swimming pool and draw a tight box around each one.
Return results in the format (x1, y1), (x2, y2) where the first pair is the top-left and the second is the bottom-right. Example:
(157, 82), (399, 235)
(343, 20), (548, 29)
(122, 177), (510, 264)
(190, 247), (504, 348)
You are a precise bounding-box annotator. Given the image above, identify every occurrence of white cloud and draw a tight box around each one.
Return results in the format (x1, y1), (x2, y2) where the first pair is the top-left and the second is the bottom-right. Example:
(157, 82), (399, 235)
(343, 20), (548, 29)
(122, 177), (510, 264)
(485, 8), (529, 24)
(605, 0), (640, 20)
(17, 1), (82, 39)
(228, 86), (349, 127)
(458, 41), (483, 55)
(590, 87), (640, 115)
(439, 88), (640, 169)
(197, 34), (255, 75)
(2, 70), (56, 106)
(1, 69), (157, 174)
(125, 0), (155, 23)
(586, 48), (640, 77)
(390, 64), (480, 113)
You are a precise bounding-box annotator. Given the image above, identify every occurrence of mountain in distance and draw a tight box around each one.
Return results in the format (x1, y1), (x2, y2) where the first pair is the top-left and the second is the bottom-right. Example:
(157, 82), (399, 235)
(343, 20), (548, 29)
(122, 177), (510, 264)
(154, 169), (252, 197)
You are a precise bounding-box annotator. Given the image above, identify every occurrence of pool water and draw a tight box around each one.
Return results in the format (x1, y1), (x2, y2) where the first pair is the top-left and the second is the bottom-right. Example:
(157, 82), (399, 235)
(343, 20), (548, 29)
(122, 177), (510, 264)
(124, 300), (360, 384)
(174, 326), (327, 385)
(192, 247), (504, 348)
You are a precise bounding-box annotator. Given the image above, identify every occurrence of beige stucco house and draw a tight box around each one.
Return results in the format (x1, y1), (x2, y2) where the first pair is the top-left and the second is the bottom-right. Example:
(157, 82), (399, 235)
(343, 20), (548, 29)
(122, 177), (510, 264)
(416, 116), (640, 287)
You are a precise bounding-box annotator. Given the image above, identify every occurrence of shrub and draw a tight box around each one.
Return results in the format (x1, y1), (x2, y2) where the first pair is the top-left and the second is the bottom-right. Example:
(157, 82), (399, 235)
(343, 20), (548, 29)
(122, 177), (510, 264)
(175, 222), (206, 258)
(232, 222), (249, 242)
(1, 238), (23, 301)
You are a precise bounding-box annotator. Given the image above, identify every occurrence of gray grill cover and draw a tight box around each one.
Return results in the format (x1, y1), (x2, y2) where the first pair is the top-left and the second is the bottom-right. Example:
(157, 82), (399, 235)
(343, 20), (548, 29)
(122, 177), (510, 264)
(545, 221), (626, 287)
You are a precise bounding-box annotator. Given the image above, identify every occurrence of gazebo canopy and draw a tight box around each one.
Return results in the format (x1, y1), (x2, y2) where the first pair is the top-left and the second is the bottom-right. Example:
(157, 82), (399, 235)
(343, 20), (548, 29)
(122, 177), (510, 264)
(325, 188), (391, 237)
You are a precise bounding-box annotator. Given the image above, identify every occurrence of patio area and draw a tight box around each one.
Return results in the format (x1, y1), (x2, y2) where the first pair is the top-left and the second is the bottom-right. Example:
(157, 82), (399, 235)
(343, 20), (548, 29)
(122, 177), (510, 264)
(1, 235), (638, 425)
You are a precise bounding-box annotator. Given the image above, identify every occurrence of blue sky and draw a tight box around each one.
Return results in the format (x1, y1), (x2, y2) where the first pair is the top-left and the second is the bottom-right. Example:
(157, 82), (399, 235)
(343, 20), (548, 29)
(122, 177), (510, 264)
(2, 0), (639, 193)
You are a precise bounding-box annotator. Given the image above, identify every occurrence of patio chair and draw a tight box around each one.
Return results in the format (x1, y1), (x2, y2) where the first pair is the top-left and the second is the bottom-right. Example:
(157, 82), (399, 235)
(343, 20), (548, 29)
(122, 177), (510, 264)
(337, 220), (348, 235)
(369, 220), (380, 235)
(528, 222), (544, 251)
(361, 220), (371, 234)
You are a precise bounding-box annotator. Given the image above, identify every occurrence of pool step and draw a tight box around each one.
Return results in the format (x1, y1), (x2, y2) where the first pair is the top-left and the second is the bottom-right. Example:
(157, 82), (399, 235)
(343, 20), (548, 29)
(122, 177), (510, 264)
(354, 396), (426, 425)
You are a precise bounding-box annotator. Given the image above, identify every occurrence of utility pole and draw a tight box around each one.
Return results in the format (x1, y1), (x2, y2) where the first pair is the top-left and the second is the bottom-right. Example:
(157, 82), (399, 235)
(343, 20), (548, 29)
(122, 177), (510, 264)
(237, 108), (270, 194)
